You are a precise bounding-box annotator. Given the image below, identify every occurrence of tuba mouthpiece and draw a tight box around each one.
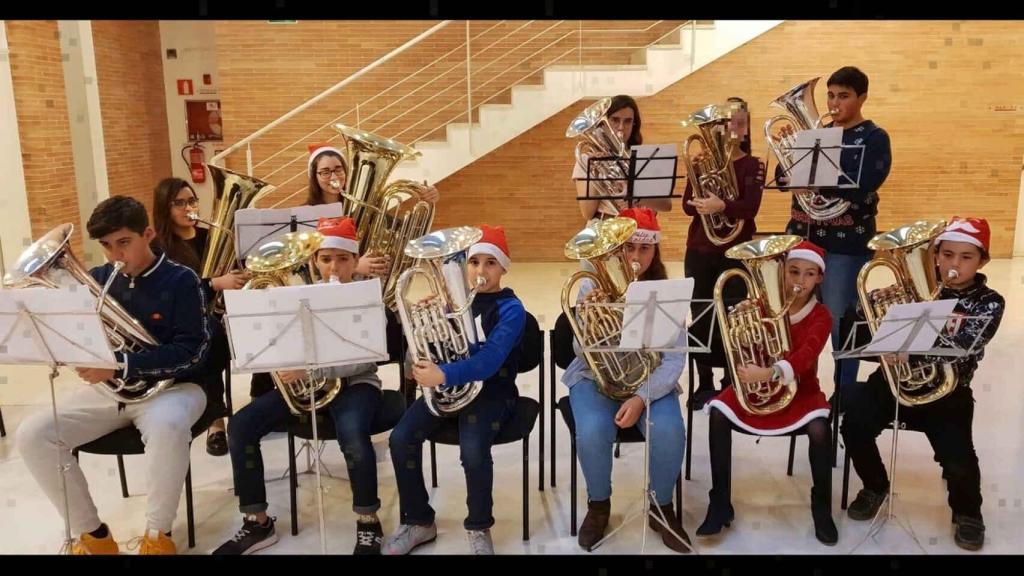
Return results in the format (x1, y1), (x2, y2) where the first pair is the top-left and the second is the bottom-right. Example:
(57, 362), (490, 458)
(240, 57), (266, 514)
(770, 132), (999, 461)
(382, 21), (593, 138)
(947, 269), (960, 280)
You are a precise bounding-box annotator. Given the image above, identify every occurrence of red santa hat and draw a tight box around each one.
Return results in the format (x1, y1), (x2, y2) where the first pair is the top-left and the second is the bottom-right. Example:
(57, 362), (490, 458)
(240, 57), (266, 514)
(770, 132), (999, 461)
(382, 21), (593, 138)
(617, 207), (661, 244)
(307, 142), (346, 169)
(316, 217), (359, 254)
(467, 225), (511, 271)
(935, 216), (990, 256)
(787, 240), (826, 272)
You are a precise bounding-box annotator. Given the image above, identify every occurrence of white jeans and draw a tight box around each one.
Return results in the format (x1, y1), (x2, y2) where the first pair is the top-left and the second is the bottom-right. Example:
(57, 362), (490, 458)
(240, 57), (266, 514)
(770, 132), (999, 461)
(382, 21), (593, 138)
(16, 382), (206, 535)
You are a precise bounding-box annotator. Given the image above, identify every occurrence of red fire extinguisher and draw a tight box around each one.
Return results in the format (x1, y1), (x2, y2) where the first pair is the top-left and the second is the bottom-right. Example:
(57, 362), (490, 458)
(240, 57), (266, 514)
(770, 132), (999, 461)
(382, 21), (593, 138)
(181, 143), (206, 184)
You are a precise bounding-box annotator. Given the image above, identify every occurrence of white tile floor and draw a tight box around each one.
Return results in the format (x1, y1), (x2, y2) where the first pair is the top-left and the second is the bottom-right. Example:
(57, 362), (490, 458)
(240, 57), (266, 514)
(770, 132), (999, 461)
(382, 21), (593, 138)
(1, 259), (1021, 555)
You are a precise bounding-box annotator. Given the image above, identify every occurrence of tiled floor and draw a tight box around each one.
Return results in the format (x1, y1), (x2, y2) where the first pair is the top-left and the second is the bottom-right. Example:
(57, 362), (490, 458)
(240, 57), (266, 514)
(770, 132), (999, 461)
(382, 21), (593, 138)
(1, 259), (1021, 555)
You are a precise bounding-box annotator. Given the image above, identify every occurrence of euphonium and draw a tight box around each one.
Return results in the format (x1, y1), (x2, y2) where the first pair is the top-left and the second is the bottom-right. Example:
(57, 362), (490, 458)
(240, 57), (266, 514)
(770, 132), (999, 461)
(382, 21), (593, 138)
(242, 230), (343, 415)
(856, 220), (958, 406)
(395, 227), (486, 416)
(763, 77), (851, 221)
(566, 97), (630, 205)
(680, 103), (745, 246)
(560, 217), (661, 400)
(3, 224), (175, 404)
(715, 234), (804, 415)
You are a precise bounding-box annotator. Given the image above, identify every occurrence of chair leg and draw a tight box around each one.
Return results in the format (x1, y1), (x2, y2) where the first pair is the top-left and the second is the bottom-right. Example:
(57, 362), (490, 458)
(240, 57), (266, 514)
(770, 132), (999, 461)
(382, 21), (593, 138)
(841, 446), (852, 510)
(613, 440), (621, 459)
(685, 356), (695, 481)
(224, 368), (233, 417)
(186, 464), (195, 549)
(787, 435), (797, 476)
(288, 433), (298, 536)
(570, 436), (577, 537)
(675, 474), (682, 520)
(430, 441), (438, 489)
(523, 435), (530, 541)
(549, 331), (557, 488)
(832, 387), (841, 468)
(117, 454), (129, 498)
(538, 335), (545, 493)
(0, 406), (6, 437)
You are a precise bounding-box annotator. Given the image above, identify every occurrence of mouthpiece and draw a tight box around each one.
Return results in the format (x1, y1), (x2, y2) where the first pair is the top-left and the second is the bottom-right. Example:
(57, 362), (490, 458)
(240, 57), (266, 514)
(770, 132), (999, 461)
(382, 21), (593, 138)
(476, 276), (486, 287)
(630, 261), (641, 274)
(329, 179), (342, 191)
(187, 212), (199, 222)
(947, 269), (960, 280)
(792, 285), (803, 295)
(328, 275), (340, 284)
(112, 261), (126, 273)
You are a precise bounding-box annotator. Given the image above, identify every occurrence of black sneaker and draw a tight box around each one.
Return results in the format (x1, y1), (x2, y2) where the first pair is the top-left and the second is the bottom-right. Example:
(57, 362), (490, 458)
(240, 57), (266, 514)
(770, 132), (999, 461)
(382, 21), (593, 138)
(212, 516), (278, 555)
(847, 488), (887, 521)
(953, 514), (985, 551)
(354, 520), (383, 555)
(206, 431), (228, 457)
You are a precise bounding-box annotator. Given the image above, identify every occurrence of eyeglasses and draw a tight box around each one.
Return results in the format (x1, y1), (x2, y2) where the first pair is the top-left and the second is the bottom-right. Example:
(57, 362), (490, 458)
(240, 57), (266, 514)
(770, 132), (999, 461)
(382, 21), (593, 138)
(171, 198), (200, 209)
(316, 167), (347, 178)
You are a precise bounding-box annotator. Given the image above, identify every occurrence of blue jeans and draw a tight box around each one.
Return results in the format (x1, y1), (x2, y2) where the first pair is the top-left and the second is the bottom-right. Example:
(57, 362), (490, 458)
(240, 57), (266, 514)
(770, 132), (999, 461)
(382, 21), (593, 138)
(568, 379), (685, 506)
(228, 383), (383, 515)
(388, 394), (516, 530)
(822, 252), (872, 393)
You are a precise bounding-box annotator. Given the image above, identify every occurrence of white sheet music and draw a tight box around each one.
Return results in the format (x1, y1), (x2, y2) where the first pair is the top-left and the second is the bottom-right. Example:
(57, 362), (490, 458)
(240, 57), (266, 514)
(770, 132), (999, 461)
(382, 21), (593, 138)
(788, 127), (842, 187)
(0, 286), (116, 368)
(234, 203), (344, 260)
(862, 299), (959, 354)
(619, 278), (693, 350)
(629, 144), (678, 199)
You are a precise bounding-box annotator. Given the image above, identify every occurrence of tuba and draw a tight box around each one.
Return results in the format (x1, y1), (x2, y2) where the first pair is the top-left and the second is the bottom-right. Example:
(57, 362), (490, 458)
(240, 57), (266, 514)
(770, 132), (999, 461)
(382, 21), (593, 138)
(856, 220), (958, 406)
(395, 227), (485, 416)
(680, 103), (746, 246)
(560, 217), (661, 401)
(715, 234), (804, 415)
(3, 224), (175, 404)
(763, 77), (850, 221)
(566, 97), (630, 207)
(194, 165), (277, 312)
(333, 124), (435, 311)
(241, 230), (345, 415)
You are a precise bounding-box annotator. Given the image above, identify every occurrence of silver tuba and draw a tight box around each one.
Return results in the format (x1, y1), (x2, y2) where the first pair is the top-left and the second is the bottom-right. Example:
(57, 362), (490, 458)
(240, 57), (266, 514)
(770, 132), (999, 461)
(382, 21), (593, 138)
(566, 97), (630, 208)
(764, 77), (851, 221)
(395, 227), (485, 416)
(3, 224), (175, 404)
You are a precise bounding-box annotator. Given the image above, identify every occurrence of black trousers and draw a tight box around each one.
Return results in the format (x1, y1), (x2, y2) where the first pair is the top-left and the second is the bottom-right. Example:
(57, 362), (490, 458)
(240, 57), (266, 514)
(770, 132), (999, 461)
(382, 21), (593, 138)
(684, 248), (746, 387)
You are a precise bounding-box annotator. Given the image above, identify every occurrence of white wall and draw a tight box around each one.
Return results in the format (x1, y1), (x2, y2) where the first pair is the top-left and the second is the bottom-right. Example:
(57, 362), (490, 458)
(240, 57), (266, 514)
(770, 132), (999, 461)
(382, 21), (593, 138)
(0, 21), (34, 276)
(159, 21), (220, 218)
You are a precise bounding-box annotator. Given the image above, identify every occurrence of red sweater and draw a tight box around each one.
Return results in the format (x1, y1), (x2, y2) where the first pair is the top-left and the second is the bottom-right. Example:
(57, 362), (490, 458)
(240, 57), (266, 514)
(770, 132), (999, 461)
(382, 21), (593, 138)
(682, 154), (766, 253)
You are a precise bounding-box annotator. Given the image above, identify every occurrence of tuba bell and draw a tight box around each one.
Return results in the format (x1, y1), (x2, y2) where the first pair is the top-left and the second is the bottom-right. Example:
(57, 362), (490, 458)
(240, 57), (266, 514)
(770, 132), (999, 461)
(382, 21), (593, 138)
(395, 227), (486, 416)
(333, 124), (435, 311)
(856, 220), (958, 406)
(763, 77), (851, 221)
(241, 230), (344, 415)
(715, 234), (804, 415)
(560, 217), (661, 401)
(3, 224), (175, 404)
(566, 97), (631, 208)
(680, 103), (746, 246)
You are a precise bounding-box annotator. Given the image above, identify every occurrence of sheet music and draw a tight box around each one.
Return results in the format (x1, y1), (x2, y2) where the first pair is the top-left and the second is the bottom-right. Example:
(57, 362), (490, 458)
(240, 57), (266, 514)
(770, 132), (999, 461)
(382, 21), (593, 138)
(0, 286), (116, 368)
(628, 144), (678, 199)
(234, 202), (344, 260)
(619, 278), (693, 349)
(862, 299), (959, 354)
(788, 127), (842, 187)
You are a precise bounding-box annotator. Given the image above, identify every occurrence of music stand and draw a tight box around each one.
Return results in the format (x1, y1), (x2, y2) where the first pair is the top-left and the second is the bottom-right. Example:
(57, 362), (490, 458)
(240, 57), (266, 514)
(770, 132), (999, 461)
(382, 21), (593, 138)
(575, 279), (712, 554)
(234, 203), (344, 261)
(835, 301), (990, 553)
(580, 144), (682, 209)
(764, 128), (866, 192)
(0, 286), (118, 555)
(223, 278), (389, 554)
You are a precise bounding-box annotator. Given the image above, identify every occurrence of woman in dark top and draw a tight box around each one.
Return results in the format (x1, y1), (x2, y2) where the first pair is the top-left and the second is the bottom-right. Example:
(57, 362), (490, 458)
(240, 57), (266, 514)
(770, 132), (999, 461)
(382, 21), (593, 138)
(152, 177), (248, 456)
(681, 97), (767, 408)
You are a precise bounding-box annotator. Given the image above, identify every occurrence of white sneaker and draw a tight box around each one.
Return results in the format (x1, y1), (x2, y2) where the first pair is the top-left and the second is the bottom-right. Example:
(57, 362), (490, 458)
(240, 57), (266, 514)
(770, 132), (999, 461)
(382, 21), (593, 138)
(466, 528), (494, 555)
(381, 523), (437, 555)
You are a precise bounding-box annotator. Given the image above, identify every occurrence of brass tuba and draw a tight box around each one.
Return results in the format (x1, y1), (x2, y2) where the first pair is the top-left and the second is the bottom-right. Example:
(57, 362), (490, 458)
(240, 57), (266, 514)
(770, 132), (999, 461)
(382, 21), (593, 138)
(763, 77), (851, 221)
(241, 230), (344, 415)
(333, 124), (435, 311)
(856, 220), (958, 406)
(680, 103), (746, 246)
(395, 227), (485, 416)
(715, 234), (804, 415)
(560, 217), (661, 401)
(3, 224), (175, 404)
(566, 97), (630, 207)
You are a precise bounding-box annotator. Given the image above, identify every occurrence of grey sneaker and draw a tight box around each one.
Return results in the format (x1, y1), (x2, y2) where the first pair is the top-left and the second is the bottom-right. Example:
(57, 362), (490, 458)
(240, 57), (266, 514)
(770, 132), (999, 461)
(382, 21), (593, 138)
(381, 523), (437, 555)
(467, 529), (494, 555)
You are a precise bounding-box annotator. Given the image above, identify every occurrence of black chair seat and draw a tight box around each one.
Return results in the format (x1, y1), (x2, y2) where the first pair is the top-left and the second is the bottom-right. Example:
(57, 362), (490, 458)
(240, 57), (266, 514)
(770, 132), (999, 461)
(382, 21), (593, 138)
(288, 389), (406, 440)
(429, 396), (539, 446)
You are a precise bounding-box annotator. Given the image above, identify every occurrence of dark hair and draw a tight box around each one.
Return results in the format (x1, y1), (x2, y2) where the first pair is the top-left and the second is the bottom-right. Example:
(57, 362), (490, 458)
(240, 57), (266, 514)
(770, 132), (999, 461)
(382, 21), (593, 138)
(151, 177), (201, 271)
(87, 196), (149, 240)
(936, 240), (989, 261)
(306, 150), (348, 206)
(827, 66), (869, 96)
(726, 96), (752, 154)
(608, 94), (643, 148)
(638, 244), (667, 281)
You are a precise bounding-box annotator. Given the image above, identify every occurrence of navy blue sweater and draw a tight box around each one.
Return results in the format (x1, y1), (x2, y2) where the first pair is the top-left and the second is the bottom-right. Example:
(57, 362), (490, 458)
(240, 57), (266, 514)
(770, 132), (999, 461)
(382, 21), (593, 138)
(439, 288), (526, 400)
(89, 250), (213, 386)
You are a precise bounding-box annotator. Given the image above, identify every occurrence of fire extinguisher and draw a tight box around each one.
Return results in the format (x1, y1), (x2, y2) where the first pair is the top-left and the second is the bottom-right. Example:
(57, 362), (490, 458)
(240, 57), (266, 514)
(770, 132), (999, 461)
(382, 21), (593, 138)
(181, 143), (206, 184)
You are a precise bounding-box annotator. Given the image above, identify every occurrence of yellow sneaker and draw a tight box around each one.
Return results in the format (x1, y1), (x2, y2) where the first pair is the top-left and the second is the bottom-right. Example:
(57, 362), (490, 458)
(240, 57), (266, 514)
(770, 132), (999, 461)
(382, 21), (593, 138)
(71, 526), (119, 555)
(139, 529), (176, 555)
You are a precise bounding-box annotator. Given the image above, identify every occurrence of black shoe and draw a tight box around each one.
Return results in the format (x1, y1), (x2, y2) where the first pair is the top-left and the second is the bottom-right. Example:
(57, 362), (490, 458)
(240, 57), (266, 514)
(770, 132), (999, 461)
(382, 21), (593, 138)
(206, 431), (228, 457)
(354, 520), (383, 555)
(696, 501), (734, 536)
(649, 503), (691, 553)
(687, 387), (719, 411)
(212, 516), (278, 555)
(847, 488), (887, 521)
(953, 514), (985, 551)
(811, 488), (838, 546)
